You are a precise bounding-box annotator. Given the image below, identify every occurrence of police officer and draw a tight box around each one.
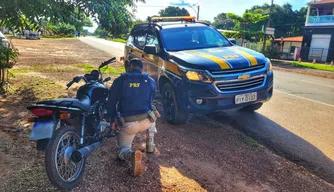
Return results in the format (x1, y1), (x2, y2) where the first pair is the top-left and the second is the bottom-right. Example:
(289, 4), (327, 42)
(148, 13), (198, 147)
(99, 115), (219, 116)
(107, 58), (158, 176)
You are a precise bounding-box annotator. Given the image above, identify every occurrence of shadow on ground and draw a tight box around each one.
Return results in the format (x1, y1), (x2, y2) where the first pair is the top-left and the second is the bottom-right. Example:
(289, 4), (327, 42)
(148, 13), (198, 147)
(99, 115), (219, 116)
(209, 110), (334, 184)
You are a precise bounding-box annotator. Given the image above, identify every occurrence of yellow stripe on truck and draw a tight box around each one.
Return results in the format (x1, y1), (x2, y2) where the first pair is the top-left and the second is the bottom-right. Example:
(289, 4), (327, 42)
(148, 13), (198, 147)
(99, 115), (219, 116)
(187, 51), (230, 69)
(165, 61), (181, 76)
(230, 47), (258, 66)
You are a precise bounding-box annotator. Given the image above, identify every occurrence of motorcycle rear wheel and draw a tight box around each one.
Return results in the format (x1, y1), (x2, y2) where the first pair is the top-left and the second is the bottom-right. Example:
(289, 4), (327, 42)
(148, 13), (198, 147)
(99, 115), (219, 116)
(45, 125), (86, 190)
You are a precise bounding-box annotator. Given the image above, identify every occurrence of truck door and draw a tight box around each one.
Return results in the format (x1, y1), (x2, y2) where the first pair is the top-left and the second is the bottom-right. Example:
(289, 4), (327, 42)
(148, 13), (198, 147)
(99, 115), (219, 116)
(125, 29), (148, 72)
(142, 30), (161, 83)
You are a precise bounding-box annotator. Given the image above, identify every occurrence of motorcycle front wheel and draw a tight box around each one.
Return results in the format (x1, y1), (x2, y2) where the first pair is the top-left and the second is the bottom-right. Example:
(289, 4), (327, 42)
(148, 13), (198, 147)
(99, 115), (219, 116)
(45, 125), (86, 189)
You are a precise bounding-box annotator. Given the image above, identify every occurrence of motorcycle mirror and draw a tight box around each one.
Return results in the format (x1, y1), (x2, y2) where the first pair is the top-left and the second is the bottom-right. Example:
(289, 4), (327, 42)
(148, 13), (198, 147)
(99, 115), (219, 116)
(73, 76), (81, 83)
(103, 77), (111, 83)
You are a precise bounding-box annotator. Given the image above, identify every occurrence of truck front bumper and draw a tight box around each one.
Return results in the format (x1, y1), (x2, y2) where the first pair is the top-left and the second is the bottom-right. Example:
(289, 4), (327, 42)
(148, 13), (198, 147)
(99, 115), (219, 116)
(177, 71), (274, 114)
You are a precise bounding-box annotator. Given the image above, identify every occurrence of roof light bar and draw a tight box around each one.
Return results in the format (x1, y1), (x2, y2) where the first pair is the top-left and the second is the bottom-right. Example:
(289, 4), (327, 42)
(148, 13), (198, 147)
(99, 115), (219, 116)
(151, 16), (196, 22)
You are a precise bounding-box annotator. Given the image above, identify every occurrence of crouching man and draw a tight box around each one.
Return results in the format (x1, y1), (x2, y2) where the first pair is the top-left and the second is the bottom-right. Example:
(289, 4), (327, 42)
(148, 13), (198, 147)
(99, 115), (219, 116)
(107, 58), (160, 176)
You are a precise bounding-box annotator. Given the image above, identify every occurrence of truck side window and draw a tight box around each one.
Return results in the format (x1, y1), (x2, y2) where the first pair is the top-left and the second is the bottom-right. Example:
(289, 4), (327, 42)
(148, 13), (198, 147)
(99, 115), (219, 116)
(146, 31), (159, 46)
(146, 30), (160, 53)
(126, 35), (134, 47)
(133, 30), (147, 50)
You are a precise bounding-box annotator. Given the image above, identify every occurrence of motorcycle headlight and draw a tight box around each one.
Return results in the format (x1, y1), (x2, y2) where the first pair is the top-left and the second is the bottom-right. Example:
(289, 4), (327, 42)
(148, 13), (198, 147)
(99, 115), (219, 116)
(266, 58), (273, 74)
(185, 70), (213, 83)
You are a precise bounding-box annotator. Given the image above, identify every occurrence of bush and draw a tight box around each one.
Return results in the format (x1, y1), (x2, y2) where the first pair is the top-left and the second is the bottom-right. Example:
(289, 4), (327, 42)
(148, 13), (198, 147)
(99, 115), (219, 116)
(0, 44), (19, 92)
(222, 30), (264, 43)
(47, 23), (76, 36)
(263, 45), (282, 59)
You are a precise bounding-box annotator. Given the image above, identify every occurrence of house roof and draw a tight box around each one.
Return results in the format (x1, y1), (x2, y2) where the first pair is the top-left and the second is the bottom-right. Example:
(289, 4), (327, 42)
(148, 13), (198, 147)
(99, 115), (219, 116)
(308, 0), (334, 6)
(274, 36), (303, 42)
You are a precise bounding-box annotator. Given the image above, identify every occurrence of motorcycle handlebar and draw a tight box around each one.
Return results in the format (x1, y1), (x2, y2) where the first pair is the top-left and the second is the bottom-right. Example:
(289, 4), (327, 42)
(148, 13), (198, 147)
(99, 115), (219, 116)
(99, 57), (116, 69)
(66, 80), (75, 89)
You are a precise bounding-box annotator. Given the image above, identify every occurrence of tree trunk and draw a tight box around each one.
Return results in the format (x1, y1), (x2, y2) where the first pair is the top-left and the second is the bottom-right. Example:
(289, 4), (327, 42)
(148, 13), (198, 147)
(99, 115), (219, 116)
(241, 24), (246, 46)
(0, 68), (2, 84)
(1, 69), (4, 84)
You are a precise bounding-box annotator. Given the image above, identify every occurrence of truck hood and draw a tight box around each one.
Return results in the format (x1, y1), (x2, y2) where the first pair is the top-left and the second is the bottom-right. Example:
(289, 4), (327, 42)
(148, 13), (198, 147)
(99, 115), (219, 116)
(168, 46), (267, 71)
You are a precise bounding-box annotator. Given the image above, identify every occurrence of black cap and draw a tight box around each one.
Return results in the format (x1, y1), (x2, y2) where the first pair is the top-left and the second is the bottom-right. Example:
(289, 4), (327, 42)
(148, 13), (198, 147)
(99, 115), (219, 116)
(129, 58), (143, 69)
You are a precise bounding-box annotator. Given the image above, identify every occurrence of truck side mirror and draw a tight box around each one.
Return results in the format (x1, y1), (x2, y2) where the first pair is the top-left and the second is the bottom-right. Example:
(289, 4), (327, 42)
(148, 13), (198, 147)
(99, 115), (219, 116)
(229, 38), (237, 45)
(144, 44), (158, 55)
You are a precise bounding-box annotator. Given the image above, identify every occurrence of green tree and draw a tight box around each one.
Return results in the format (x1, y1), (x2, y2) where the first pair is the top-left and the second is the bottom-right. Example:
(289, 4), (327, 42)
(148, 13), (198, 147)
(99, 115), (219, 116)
(47, 22), (76, 36)
(212, 13), (235, 30)
(131, 19), (146, 28)
(200, 20), (212, 25)
(159, 6), (190, 17)
(246, 3), (307, 37)
(227, 12), (268, 45)
(0, 0), (144, 37)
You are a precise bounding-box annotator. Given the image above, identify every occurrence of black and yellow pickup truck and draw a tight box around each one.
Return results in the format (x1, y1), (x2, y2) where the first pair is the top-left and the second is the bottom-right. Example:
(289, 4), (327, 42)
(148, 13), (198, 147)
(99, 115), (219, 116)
(123, 16), (273, 124)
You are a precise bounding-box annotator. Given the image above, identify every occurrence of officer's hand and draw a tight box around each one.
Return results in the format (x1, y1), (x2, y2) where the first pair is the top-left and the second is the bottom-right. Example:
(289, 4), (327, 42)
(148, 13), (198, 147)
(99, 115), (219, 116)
(111, 122), (116, 130)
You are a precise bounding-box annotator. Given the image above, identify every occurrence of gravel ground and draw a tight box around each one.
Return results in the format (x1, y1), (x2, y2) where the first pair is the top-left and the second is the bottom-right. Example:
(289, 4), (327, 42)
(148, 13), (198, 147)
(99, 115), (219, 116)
(0, 39), (333, 192)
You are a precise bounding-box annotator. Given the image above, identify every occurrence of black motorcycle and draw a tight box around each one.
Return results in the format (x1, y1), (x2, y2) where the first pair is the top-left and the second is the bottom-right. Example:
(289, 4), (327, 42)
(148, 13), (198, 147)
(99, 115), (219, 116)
(26, 57), (118, 189)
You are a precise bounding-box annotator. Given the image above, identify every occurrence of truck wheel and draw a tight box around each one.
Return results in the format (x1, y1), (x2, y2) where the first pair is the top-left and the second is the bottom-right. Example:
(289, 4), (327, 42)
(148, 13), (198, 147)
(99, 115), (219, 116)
(162, 83), (189, 125)
(242, 103), (263, 111)
(45, 126), (85, 190)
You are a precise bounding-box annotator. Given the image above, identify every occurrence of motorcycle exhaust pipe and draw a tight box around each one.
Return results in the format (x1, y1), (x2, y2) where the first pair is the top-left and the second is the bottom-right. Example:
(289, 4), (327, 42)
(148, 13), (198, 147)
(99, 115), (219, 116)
(71, 141), (102, 163)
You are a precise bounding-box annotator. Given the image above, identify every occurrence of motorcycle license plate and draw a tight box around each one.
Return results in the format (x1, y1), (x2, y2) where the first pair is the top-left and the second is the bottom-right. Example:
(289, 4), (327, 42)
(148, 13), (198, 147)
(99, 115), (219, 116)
(235, 92), (257, 104)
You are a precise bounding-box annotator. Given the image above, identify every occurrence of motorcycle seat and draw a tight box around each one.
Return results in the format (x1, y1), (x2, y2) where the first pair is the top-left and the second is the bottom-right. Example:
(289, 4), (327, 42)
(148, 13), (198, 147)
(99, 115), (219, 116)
(37, 96), (91, 111)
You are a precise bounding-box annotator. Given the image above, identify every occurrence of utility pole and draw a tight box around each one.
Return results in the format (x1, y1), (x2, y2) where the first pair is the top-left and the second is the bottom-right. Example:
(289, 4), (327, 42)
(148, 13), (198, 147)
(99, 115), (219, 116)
(197, 5), (200, 20)
(262, 0), (274, 53)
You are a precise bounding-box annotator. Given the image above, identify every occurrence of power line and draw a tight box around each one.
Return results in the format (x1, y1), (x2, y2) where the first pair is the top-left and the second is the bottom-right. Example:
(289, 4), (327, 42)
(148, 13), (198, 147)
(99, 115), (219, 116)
(136, 5), (166, 7)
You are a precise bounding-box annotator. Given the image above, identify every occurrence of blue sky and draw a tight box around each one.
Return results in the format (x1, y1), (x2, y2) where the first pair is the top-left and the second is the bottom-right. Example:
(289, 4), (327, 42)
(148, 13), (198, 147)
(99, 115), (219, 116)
(85, 0), (310, 32)
(135, 0), (310, 21)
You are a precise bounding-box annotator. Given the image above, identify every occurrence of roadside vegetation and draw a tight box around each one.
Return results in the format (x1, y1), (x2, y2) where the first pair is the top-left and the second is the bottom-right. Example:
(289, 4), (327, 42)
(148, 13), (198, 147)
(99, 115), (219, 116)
(77, 63), (125, 75)
(111, 38), (127, 44)
(272, 60), (334, 72)
(0, 43), (19, 94)
(290, 62), (334, 72)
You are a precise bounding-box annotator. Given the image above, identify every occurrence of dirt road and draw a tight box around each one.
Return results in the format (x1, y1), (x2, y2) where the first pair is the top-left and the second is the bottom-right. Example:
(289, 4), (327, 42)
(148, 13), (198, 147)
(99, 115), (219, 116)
(0, 39), (333, 191)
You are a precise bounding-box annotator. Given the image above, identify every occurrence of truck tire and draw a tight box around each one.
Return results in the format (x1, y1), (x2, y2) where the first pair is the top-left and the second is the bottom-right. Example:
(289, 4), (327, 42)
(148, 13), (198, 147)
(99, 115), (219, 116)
(242, 103), (263, 111)
(162, 83), (189, 125)
(45, 126), (85, 190)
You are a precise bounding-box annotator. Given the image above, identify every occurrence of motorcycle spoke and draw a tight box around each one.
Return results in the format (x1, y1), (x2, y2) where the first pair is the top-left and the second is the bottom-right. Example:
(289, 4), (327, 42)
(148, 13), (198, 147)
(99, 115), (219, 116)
(55, 131), (83, 182)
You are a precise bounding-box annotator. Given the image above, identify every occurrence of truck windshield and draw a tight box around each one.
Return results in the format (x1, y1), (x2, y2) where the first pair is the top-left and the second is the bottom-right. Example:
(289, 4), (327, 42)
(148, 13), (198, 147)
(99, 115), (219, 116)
(160, 26), (232, 51)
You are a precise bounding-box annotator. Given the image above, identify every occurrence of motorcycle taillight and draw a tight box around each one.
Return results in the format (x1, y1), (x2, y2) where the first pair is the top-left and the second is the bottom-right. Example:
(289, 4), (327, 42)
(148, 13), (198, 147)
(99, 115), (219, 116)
(30, 108), (54, 117)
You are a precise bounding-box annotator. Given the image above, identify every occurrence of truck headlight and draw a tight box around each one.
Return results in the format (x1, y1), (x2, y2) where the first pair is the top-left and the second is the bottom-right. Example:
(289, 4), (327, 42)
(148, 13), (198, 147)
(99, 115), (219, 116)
(266, 58), (273, 74)
(185, 70), (212, 83)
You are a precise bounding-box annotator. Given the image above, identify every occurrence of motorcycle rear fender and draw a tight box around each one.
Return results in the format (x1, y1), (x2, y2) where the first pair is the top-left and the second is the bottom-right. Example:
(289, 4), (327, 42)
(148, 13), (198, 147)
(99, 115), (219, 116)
(29, 119), (57, 141)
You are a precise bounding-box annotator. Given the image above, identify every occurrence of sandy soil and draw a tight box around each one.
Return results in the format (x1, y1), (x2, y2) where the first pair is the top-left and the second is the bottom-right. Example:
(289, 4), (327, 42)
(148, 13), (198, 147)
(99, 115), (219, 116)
(0, 39), (333, 192)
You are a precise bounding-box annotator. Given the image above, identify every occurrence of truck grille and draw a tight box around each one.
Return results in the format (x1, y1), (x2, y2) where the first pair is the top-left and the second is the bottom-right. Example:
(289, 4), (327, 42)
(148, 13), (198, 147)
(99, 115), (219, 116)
(215, 76), (265, 91)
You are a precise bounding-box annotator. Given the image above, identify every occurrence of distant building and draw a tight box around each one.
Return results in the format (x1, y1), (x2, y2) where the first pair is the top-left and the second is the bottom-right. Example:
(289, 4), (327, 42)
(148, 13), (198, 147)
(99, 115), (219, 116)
(301, 0), (334, 62)
(274, 36), (303, 60)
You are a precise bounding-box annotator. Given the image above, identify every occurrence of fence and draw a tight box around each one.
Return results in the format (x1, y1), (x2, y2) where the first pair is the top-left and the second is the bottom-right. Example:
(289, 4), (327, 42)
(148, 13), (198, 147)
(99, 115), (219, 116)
(301, 47), (334, 62)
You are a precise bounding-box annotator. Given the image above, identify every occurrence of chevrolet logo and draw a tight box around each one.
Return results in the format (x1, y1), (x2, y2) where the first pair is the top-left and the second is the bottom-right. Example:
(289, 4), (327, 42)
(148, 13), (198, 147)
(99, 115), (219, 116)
(238, 74), (250, 80)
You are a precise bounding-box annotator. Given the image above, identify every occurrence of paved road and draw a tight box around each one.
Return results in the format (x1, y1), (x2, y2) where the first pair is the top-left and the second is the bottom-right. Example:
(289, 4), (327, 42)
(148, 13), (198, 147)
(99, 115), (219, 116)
(211, 71), (334, 183)
(79, 36), (125, 61)
(80, 37), (334, 183)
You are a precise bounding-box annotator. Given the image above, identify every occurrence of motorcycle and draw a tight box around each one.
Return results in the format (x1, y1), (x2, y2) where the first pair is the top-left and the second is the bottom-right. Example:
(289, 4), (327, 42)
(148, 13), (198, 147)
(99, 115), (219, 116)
(26, 57), (118, 189)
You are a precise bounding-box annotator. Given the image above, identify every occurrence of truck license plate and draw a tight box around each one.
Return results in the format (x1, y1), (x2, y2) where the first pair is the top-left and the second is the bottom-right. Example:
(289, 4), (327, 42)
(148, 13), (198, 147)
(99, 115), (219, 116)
(235, 92), (257, 104)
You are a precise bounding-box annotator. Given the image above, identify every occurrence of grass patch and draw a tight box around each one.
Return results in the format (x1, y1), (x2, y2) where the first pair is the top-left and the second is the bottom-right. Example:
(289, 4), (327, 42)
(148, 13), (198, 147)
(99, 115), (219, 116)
(76, 63), (95, 73)
(111, 38), (127, 44)
(290, 62), (334, 72)
(15, 77), (65, 104)
(9, 69), (29, 75)
(239, 133), (258, 148)
(76, 64), (125, 75)
(32, 65), (77, 72)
